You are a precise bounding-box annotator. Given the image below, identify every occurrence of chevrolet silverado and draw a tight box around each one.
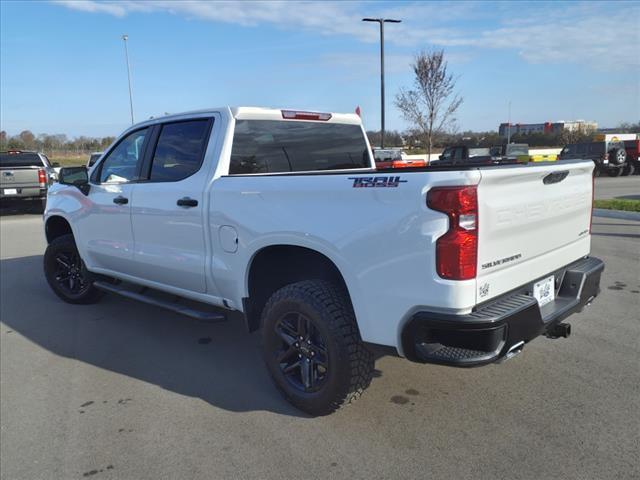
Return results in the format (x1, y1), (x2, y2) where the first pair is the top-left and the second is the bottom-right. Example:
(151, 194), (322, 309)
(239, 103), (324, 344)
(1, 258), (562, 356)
(43, 107), (603, 415)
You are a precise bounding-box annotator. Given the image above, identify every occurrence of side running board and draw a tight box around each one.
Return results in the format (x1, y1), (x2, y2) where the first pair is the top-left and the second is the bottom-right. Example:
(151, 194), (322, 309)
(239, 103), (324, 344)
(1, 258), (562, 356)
(94, 281), (226, 322)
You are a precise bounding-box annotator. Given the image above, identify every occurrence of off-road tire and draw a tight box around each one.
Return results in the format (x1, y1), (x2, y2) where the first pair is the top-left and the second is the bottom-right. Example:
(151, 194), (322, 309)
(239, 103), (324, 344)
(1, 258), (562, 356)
(261, 280), (374, 416)
(44, 234), (102, 304)
(607, 167), (624, 177)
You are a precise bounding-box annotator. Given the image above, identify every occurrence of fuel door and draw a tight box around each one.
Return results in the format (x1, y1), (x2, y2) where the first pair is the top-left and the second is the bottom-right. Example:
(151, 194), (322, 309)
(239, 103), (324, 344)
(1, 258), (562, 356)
(219, 225), (238, 253)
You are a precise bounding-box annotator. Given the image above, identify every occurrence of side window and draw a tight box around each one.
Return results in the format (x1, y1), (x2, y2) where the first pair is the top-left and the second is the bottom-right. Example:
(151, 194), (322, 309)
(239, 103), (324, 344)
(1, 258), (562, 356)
(98, 128), (148, 183)
(149, 119), (211, 182)
(440, 149), (452, 160)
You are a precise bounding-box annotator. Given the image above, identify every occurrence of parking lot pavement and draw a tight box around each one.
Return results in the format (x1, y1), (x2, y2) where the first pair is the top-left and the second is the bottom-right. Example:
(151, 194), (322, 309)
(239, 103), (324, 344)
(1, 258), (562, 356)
(595, 175), (640, 200)
(1, 213), (639, 480)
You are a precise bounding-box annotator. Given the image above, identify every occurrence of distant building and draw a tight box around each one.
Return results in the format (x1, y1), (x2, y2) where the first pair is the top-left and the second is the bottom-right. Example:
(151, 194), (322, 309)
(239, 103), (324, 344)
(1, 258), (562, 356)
(499, 120), (597, 137)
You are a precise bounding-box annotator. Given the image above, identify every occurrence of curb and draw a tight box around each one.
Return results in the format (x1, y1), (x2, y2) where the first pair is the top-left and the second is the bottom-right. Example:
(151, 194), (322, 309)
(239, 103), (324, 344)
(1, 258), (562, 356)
(593, 208), (640, 221)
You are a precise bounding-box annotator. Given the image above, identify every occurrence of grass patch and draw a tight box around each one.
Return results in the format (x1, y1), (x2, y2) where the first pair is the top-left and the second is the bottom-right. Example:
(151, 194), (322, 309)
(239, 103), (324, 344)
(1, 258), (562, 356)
(594, 199), (640, 212)
(48, 155), (87, 167)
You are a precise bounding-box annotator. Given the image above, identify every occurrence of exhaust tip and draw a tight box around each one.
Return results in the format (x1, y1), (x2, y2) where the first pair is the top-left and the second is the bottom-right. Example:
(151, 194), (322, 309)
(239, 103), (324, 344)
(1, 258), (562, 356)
(498, 341), (525, 363)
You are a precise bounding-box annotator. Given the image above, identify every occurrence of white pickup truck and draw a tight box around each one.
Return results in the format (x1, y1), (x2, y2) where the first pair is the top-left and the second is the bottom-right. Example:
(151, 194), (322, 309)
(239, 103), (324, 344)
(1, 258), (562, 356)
(43, 107), (604, 415)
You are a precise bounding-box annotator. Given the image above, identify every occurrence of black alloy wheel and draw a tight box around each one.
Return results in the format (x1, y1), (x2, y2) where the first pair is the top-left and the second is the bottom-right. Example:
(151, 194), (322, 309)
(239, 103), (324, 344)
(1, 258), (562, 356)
(52, 248), (89, 296)
(44, 234), (102, 304)
(261, 280), (374, 416)
(274, 311), (329, 393)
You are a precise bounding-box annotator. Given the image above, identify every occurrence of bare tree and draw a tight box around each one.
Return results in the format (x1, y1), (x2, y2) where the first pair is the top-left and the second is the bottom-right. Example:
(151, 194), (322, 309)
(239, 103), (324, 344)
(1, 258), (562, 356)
(395, 50), (463, 159)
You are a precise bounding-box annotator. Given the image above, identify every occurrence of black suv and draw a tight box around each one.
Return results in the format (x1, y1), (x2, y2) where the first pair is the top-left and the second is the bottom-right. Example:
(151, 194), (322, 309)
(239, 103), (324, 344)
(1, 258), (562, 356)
(558, 141), (627, 176)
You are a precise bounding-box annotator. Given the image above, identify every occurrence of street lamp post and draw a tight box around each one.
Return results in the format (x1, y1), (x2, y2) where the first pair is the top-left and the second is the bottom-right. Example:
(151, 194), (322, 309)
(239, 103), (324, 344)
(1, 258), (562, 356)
(362, 18), (401, 149)
(507, 100), (512, 144)
(122, 34), (134, 125)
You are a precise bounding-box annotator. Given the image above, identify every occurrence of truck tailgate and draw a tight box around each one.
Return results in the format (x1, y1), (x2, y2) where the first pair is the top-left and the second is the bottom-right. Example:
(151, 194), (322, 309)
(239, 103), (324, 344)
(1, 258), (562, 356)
(0, 167), (41, 189)
(476, 161), (593, 303)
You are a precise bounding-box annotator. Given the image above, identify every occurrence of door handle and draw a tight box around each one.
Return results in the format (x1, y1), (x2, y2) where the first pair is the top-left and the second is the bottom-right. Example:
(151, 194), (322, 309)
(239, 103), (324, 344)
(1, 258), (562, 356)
(113, 196), (128, 205)
(177, 197), (198, 208)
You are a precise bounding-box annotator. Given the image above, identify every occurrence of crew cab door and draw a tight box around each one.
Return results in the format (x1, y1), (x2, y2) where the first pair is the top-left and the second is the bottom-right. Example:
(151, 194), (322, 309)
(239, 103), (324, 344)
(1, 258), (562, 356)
(128, 117), (215, 293)
(79, 127), (150, 273)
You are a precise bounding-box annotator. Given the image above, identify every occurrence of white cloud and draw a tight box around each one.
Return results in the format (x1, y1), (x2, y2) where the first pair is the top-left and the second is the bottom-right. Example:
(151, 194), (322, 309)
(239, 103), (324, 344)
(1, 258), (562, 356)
(53, 0), (640, 70)
(53, 0), (127, 16)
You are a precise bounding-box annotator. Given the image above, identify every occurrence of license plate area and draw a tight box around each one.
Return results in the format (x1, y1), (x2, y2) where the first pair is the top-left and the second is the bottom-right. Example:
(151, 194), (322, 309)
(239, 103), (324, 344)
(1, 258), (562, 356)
(533, 275), (555, 307)
(3, 188), (18, 195)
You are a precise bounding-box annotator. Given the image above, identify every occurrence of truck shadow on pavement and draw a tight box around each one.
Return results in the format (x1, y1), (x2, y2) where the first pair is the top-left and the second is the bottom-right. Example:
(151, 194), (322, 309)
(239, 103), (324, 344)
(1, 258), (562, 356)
(1, 255), (350, 418)
(0, 201), (45, 216)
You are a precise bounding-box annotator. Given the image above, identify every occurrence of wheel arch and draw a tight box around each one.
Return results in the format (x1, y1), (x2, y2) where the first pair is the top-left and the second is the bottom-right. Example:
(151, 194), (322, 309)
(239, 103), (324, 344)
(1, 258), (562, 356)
(45, 215), (73, 244)
(243, 244), (356, 332)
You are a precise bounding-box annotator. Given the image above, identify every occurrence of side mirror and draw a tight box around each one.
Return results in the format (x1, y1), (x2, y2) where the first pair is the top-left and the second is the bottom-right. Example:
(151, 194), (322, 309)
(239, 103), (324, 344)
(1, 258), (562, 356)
(52, 162), (61, 168)
(59, 166), (90, 195)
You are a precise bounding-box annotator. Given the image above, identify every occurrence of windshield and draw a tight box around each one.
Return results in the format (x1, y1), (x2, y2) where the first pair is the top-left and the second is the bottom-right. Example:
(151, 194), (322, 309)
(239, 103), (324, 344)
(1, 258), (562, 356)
(230, 120), (370, 174)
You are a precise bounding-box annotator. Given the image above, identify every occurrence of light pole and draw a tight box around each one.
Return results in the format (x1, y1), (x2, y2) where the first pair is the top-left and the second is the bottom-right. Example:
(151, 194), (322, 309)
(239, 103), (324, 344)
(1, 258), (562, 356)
(507, 100), (511, 144)
(362, 17), (401, 149)
(122, 34), (134, 124)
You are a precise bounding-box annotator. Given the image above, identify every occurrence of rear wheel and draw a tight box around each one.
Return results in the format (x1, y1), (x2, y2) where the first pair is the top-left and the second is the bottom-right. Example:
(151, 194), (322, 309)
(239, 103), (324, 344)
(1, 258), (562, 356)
(44, 234), (102, 304)
(261, 280), (373, 416)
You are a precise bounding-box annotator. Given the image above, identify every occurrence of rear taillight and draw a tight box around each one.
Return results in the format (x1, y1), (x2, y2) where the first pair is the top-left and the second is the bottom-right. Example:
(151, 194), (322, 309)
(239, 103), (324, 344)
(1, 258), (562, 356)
(427, 186), (478, 280)
(38, 168), (47, 187)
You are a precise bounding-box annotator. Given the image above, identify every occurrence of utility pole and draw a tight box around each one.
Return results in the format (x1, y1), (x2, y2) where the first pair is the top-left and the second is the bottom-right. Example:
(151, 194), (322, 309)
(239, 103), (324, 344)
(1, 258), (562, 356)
(122, 34), (134, 124)
(362, 18), (401, 149)
(507, 100), (512, 144)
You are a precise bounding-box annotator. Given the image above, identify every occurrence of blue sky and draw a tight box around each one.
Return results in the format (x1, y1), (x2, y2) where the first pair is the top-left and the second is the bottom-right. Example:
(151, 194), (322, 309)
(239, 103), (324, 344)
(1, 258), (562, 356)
(1, 0), (639, 138)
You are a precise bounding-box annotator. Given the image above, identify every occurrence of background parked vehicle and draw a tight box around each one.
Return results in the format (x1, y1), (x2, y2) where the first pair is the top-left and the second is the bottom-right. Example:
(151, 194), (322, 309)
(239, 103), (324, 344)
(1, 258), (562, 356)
(489, 143), (529, 162)
(558, 141), (628, 176)
(431, 146), (495, 165)
(1, 150), (56, 209)
(623, 139), (639, 175)
(373, 147), (427, 168)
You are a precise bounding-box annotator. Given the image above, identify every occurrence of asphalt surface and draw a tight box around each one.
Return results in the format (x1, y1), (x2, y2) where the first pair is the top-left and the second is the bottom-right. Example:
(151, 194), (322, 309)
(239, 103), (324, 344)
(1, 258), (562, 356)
(1, 194), (639, 480)
(594, 175), (640, 200)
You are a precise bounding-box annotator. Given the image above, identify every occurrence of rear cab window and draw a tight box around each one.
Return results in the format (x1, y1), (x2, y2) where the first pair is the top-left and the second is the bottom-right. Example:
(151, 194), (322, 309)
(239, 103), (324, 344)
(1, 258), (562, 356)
(229, 120), (370, 174)
(0, 152), (46, 168)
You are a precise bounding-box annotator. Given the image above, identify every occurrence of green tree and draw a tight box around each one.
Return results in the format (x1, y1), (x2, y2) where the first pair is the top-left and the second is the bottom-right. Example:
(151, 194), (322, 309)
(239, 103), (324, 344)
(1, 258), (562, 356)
(18, 130), (36, 150)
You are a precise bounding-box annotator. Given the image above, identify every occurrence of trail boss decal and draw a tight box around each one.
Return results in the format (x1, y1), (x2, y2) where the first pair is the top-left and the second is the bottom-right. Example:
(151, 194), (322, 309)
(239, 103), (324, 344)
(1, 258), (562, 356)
(348, 176), (407, 188)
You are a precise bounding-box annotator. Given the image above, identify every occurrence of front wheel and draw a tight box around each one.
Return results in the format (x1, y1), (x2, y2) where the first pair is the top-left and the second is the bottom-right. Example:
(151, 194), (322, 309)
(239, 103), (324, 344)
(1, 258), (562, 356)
(44, 234), (102, 304)
(261, 280), (374, 416)
(608, 167), (624, 177)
